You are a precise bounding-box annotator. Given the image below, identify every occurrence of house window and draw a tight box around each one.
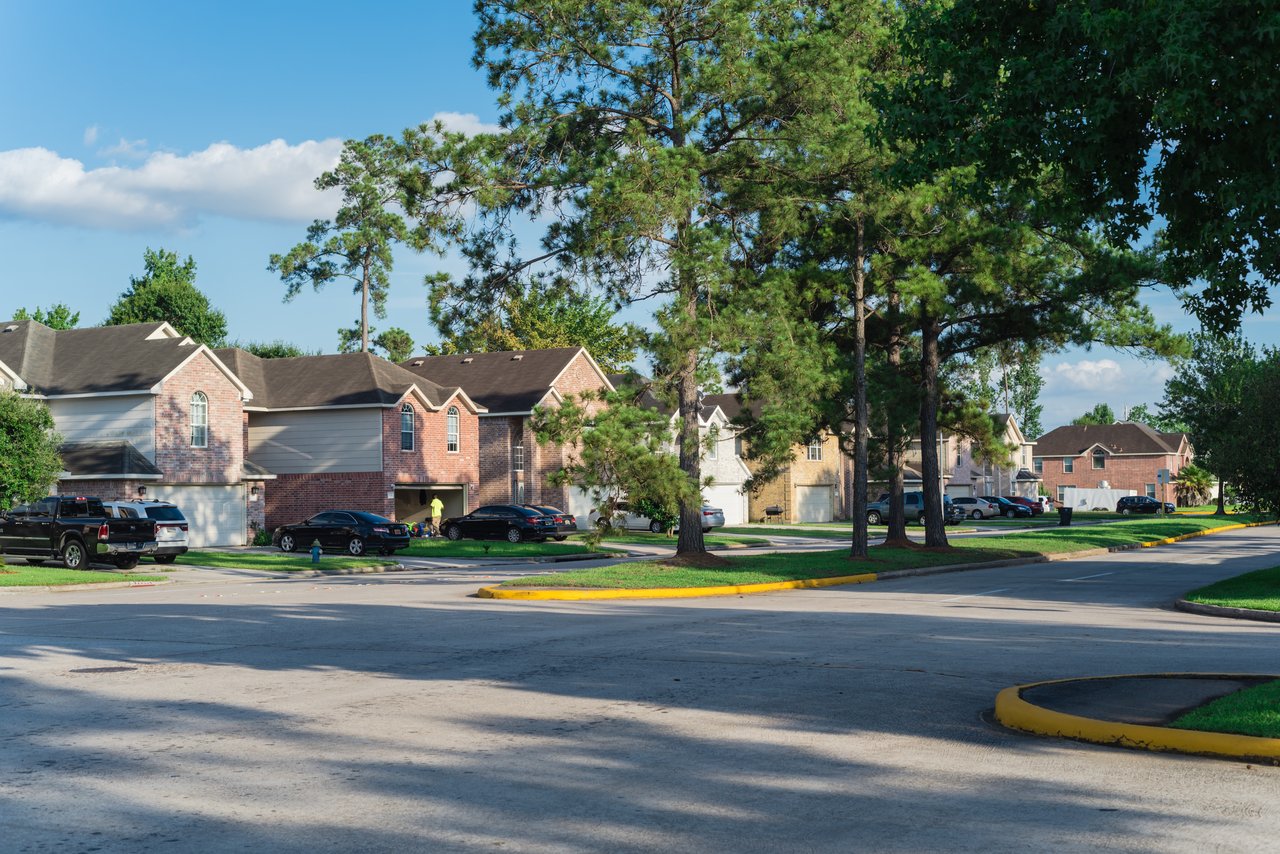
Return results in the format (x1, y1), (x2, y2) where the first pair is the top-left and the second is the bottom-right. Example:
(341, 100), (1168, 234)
(734, 435), (743, 458)
(807, 439), (822, 461)
(1063, 458), (1074, 473)
(513, 441), (524, 472)
(1145, 483), (1156, 498)
(400, 404), (415, 451)
(1092, 448), (1106, 470)
(190, 391), (208, 447)
(707, 427), (719, 461)
(1033, 458), (1043, 475)
(1058, 485), (1074, 503)
(446, 406), (459, 453)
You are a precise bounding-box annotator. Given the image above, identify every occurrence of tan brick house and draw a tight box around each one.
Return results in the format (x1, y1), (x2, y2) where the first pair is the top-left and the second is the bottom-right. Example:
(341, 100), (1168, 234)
(0, 319), (264, 546)
(1033, 422), (1192, 506)
(217, 348), (485, 529)
(400, 347), (612, 521)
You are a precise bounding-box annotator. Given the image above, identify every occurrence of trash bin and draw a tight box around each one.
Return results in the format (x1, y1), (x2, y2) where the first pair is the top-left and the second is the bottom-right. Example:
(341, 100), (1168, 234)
(1058, 506), (1073, 526)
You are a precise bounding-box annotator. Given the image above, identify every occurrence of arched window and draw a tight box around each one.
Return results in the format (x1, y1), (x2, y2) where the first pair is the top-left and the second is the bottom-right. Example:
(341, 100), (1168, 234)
(1092, 448), (1107, 470)
(446, 406), (459, 453)
(400, 404), (415, 451)
(190, 391), (208, 447)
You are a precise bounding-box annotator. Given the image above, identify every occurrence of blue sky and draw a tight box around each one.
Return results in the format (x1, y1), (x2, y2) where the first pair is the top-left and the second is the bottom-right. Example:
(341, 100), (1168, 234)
(0, 1), (1274, 433)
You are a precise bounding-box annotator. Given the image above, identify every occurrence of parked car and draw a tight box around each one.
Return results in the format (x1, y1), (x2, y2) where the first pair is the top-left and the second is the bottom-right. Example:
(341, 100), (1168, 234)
(522, 505), (578, 541)
(0, 495), (157, 569)
(866, 492), (964, 526)
(441, 505), (559, 543)
(979, 496), (1034, 518)
(103, 500), (189, 563)
(273, 510), (410, 556)
(1002, 495), (1045, 516)
(589, 501), (725, 534)
(1115, 495), (1177, 515)
(1035, 496), (1054, 513)
(951, 496), (999, 520)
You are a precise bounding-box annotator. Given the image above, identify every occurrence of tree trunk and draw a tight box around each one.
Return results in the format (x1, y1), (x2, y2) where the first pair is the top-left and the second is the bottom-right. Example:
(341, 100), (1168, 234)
(851, 217), (869, 558)
(1216, 480), (1226, 515)
(886, 286), (907, 544)
(360, 259), (371, 353)
(675, 345), (707, 556)
(919, 318), (948, 548)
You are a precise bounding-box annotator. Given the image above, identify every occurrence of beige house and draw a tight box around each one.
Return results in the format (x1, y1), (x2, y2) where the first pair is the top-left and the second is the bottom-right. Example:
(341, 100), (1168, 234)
(947, 413), (1041, 499)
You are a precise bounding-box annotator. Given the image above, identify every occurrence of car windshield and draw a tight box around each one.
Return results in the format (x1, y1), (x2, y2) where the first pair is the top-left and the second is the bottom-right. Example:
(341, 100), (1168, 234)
(144, 506), (185, 521)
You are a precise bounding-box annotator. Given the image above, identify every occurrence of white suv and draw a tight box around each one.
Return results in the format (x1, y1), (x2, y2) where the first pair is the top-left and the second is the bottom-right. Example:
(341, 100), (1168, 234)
(102, 500), (189, 563)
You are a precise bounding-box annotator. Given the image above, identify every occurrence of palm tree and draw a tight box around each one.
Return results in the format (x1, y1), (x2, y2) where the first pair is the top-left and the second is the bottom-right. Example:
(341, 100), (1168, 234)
(1174, 464), (1215, 507)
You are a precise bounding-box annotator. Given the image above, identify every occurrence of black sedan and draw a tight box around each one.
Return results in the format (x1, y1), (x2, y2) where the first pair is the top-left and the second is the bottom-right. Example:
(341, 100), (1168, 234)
(979, 496), (1034, 518)
(522, 505), (578, 540)
(441, 505), (558, 543)
(1116, 495), (1177, 515)
(273, 510), (410, 556)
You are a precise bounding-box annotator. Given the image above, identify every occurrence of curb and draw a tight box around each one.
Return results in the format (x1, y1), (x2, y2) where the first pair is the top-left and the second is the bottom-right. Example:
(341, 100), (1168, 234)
(0, 578), (172, 594)
(994, 674), (1280, 762)
(477, 520), (1277, 602)
(1175, 599), (1280, 624)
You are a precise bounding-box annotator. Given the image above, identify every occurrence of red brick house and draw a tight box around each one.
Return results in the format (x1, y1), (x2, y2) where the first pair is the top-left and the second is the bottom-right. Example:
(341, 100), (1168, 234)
(217, 348), (485, 529)
(1033, 422), (1193, 505)
(400, 348), (612, 520)
(0, 320), (264, 546)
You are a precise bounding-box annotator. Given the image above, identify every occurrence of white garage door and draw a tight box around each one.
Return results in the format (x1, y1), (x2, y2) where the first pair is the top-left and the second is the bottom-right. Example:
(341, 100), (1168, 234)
(795, 485), (834, 523)
(151, 485), (246, 547)
(703, 483), (748, 526)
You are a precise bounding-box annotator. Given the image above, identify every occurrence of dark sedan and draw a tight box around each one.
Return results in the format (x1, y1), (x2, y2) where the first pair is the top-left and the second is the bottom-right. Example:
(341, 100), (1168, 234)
(441, 505), (558, 543)
(1002, 495), (1045, 515)
(1116, 495), (1177, 515)
(273, 511), (410, 556)
(522, 505), (578, 540)
(980, 496), (1034, 518)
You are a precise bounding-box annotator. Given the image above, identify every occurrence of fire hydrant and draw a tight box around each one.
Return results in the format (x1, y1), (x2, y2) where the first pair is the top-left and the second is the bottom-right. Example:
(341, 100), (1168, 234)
(310, 539), (322, 564)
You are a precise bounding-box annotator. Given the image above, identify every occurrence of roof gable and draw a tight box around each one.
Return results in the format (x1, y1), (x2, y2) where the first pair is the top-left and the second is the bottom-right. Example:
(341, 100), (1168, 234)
(400, 347), (597, 413)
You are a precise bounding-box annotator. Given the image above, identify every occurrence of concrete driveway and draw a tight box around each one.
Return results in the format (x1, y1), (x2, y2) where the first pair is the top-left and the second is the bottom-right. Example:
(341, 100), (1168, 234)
(1, 526), (1277, 852)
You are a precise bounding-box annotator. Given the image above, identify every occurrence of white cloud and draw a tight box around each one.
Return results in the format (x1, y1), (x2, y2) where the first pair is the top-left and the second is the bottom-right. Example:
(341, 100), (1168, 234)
(99, 137), (150, 159)
(1045, 358), (1127, 392)
(429, 111), (504, 137)
(83, 125), (99, 146)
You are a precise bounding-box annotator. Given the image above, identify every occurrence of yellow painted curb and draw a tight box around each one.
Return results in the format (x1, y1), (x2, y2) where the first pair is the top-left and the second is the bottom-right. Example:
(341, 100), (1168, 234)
(476, 571), (877, 600)
(995, 674), (1280, 761)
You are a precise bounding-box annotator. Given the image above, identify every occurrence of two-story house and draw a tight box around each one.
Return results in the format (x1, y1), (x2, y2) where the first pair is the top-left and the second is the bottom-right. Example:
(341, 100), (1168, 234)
(217, 348), (484, 530)
(0, 320), (263, 546)
(947, 413), (1041, 499)
(399, 348), (613, 522)
(1033, 422), (1193, 505)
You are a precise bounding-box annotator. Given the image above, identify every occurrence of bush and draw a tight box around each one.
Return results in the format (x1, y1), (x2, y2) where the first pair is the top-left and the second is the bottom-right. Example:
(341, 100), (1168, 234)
(251, 526), (273, 546)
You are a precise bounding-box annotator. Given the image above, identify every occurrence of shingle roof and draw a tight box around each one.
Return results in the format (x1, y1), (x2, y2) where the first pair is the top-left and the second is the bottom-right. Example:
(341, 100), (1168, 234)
(402, 348), (597, 414)
(59, 441), (164, 478)
(0, 320), (218, 396)
(216, 348), (469, 411)
(1034, 423), (1188, 457)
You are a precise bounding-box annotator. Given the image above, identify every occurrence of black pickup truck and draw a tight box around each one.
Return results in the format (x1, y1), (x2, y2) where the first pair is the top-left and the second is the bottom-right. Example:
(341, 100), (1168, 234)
(0, 496), (158, 569)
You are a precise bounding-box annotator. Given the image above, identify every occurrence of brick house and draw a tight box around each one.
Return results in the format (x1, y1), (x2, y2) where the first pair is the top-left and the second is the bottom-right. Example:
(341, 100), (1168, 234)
(947, 413), (1041, 499)
(0, 320), (264, 546)
(704, 393), (843, 524)
(217, 348), (484, 529)
(399, 348), (612, 521)
(1033, 422), (1192, 506)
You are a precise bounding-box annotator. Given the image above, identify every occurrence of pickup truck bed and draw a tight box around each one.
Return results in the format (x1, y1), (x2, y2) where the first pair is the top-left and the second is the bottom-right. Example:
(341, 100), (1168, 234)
(0, 496), (158, 569)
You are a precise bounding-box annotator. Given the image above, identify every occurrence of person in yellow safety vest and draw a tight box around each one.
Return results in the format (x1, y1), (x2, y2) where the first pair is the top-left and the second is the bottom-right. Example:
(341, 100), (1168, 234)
(430, 494), (445, 534)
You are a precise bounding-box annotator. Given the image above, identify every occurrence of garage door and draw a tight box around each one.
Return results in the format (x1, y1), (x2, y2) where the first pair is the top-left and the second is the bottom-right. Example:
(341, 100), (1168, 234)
(703, 483), (748, 526)
(794, 485), (834, 523)
(150, 485), (246, 547)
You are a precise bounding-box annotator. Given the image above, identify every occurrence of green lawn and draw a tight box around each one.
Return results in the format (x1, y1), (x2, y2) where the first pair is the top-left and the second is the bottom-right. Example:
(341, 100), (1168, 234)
(500, 516), (1264, 589)
(1184, 565), (1280, 612)
(594, 532), (767, 548)
(721, 526), (851, 539)
(1170, 680), (1280, 739)
(967, 517), (1064, 528)
(0, 562), (166, 587)
(176, 550), (397, 572)
(400, 539), (597, 559)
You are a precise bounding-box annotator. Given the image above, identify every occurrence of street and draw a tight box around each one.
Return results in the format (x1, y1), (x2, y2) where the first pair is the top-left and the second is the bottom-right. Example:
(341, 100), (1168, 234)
(2, 527), (1278, 852)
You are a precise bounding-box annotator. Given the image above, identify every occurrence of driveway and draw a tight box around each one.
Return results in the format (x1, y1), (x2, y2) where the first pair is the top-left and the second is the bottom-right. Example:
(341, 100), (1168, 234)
(1, 527), (1277, 852)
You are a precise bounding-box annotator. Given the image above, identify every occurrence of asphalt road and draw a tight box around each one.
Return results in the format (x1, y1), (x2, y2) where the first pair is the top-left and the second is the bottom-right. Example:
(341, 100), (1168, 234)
(2, 526), (1278, 852)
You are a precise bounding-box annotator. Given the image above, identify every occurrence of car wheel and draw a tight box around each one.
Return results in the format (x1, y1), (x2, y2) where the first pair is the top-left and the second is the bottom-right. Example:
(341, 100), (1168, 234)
(279, 534), (295, 552)
(970, 510), (982, 520)
(506, 527), (523, 544)
(446, 524), (463, 541)
(649, 520), (664, 534)
(62, 538), (86, 570)
(1005, 509), (1015, 518)
(113, 556), (140, 570)
(347, 537), (365, 556)
(867, 511), (882, 525)
(1120, 508), (1131, 515)
(553, 535), (568, 541)
(154, 555), (176, 565)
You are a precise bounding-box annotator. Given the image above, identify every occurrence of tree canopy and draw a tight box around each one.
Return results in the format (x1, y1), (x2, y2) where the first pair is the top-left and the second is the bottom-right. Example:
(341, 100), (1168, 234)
(0, 391), (62, 510)
(13, 304), (80, 330)
(1072, 403), (1117, 426)
(107, 248), (228, 346)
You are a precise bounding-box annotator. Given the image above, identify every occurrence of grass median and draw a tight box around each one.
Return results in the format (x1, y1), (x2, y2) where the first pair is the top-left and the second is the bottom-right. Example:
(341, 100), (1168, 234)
(594, 532), (767, 548)
(1171, 679), (1280, 738)
(499, 515), (1265, 590)
(1184, 565), (1280, 612)
(0, 561), (166, 587)
(400, 539), (599, 559)
(175, 550), (398, 572)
